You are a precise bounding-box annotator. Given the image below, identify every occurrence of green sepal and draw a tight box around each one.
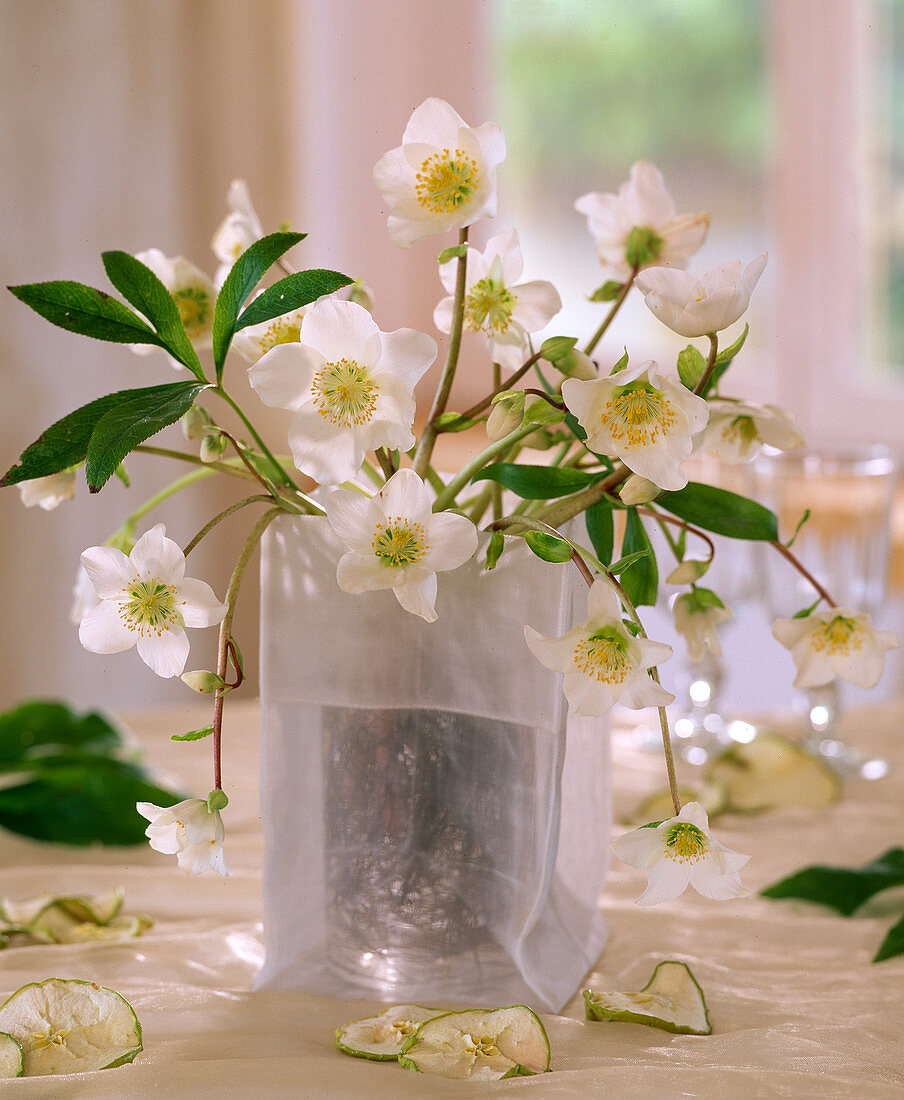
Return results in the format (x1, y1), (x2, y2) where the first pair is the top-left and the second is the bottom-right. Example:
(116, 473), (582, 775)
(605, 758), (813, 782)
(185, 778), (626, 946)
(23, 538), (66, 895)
(610, 349), (629, 374)
(625, 225), (664, 269)
(437, 243), (468, 265)
(619, 508), (658, 607)
(874, 913), (904, 963)
(585, 499), (614, 567)
(792, 598), (821, 619)
(485, 529), (505, 570)
(677, 344), (706, 390)
(688, 586), (725, 609)
(658, 481), (779, 541)
(525, 530), (572, 563)
(207, 788), (229, 812)
(471, 462), (598, 499)
(540, 335), (578, 363)
(85, 381), (209, 492)
(590, 280), (623, 302)
(8, 280), (161, 347)
(212, 230), (305, 376)
(170, 726), (214, 742)
(101, 250), (204, 377)
(234, 269), (353, 332)
(760, 848), (904, 916)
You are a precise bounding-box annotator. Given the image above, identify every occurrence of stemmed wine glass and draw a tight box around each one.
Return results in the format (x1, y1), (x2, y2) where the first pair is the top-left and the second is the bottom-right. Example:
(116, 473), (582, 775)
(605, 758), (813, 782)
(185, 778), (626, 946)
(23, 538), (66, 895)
(753, 445), (899, 779)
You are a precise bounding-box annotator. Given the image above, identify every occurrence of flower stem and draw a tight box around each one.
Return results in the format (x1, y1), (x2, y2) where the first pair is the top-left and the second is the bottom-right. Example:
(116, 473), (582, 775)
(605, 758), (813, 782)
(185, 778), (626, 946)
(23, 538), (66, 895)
(693, 333), (720, 396)
(770, 540), (837, 608)
(458, 348), (545, 421)
(183, 494), (281, 558)
(213, 385), (300, 491)
(210, 507), (282, 792)
(583, 266), (639, 356)
(134, 445), (259, 482)
(431, 421), (542, 512)
(413, 227), (469, 478)
(116, 467), (216, 534)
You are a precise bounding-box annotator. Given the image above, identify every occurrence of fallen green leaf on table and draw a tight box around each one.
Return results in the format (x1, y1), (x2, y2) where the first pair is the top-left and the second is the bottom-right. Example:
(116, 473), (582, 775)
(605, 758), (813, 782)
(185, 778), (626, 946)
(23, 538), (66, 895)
(0, 887), (152, 948)
(0, 978), (142, 1076)
(584, 960), (712, 1035)
(761, 848), (904, 962)
(0, 699), (186, 846)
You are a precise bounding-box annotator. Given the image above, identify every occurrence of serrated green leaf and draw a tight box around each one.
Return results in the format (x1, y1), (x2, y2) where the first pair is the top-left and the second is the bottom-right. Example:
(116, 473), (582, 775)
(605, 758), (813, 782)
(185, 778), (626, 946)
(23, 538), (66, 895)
(0, 700), (121, 769)
(212, 231), (305, 375)
(8, 280), (161, 346)
(760, 848), (904, 916)
(525, 530), (572, 563)
(619, 509), (658, 607)
(874, 912), (904, 963)
(85, 381), (208, 492)
(101, 251), (203, 376)
(235, 269), (352, 331)
(471, 462), (597, 499)
(170, 727), (213, 742)
(485, 529), (505, 570)
(658, 482), (779, 541)
(677, 345), (706, 390)
(585, 500), (614, 566)
(0, 756), (186, 846)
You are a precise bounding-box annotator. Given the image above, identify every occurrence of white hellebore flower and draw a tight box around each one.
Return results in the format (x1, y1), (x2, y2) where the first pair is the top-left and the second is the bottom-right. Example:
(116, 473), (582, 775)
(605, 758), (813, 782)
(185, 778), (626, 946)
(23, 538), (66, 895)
(136, 798), (232, 876)
(232, 305), (308, 365)
(434, 229), (562, 372)
(772, 607), (898, 690)
(562, 360), (709, 491)
(611, 801), (749, 906)
(78, 523), (228, 678)
(17, 470), (76, 511)
(701, 399), (805, 464)
(574, 161), (710, 280)
(131, 249), (217, 363)
(673, 590), (732, 662)
(69, 564), (100, 625)
(248, 298), (436, 485)
(211, 178), (265, 286)
(524, 578), (674, 717)
(373, 96), (506, 248)
(325, 467), (478, 623)
(635, 254), (767, 339)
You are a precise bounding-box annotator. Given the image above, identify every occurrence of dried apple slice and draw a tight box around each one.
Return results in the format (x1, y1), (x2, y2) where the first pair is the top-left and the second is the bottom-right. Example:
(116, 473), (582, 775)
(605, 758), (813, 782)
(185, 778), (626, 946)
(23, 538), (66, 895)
(0, 1032), (24, 1078)
(585, 960), (711, 1035)
(703, 732), (840, 812)
(335, 1003), (440, 1060)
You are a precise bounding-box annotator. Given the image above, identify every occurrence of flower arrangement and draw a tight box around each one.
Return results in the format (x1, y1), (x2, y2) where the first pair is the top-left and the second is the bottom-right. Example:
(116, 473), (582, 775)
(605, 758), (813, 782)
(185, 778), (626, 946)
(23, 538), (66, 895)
(3, 96), (898, 909)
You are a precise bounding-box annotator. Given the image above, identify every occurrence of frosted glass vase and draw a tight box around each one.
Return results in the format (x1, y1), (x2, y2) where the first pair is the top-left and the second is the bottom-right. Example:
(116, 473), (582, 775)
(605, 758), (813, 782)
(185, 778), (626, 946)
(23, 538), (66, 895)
(254, 514), (610, 1012)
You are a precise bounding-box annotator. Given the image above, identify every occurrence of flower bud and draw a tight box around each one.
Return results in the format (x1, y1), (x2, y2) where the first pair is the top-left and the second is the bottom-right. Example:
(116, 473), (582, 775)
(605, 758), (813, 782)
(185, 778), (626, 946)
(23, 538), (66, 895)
(620, 474), (659, 506)
(347, 279), (375, 312)
(182, 406), (209, 442)
(667, 559), (710, 585)
(200, 432), (228, 463)
(552, 348), (597, 380)
(486, 391), (525, 442)
(181, 670), (226, 694)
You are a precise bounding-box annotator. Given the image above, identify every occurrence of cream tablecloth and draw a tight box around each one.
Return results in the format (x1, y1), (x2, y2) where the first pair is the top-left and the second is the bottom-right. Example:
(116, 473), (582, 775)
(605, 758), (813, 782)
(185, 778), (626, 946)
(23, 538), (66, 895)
(2, 699), (904, 1098)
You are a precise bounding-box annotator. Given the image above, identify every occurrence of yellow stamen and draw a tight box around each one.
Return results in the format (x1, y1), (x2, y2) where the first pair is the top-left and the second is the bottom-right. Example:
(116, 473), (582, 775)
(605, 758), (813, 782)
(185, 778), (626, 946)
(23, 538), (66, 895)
(573, 628), (633, 683)
(415, 147), (479, 213)
(663, 822), (709, 863)
(465, 277), (516, 334)
(311, 358), (378, 427)
(257, 318), (301, 355)
(172, 282), (212, 340)
(811, 615), (863, 655)
(372, 518), (427, 567)
(119, 577), (180, 637)
(603, 383), (676, 449)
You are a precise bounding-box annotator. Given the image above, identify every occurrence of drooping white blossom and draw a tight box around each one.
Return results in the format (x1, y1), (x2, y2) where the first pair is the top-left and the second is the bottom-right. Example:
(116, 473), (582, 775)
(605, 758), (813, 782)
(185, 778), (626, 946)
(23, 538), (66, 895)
(562, 360), (709, 490)
(211, 179), (265, 286)
(78, 523), (227, 678)
(700, 399), (804, 464)
(131, 249), (216, 364)
(373, 97), (506, 248)
(575, 162), (710, 280)
(635, 255), (767, 339)
(611, 801), (749, 906)
(17, 470), (76, 511)
(325, 467), (478, 623)
(772, 607), (898, 690)
(524, 578), (674, 717)
(673, 590), (732, 662)
(434, 229), (561, 372)
(136, 797), (232, 876)
(248, 298), (436, 485)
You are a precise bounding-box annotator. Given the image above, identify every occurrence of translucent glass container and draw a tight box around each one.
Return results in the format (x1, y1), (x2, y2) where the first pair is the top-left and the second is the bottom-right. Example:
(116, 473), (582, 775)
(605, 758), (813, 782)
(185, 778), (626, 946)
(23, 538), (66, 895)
(254, 514), (610, 1011)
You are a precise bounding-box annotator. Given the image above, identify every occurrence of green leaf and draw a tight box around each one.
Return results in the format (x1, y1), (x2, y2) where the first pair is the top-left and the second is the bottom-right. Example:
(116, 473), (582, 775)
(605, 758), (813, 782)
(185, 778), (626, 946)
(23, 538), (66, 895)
(874, 912), (904, 963)
(525, 530), (573, 563)
(539, 335), (578, 363)
(0, 756), (186, 847)
(589, 280), (623, 302)
(610, 349), (629, 374)
(437, 243), (468, 264)
(677, 345), (706, 390)
(0, 700), (120, 769)
(619, 508), (658, 607)
(701, 324), (748, 398)
(608, 548), (651, 575)
(235, 269), (353, 331)
(170, 726), (213, 742)
(658, 482), (779, 541)
(207, 788), (229, 812)
(485, 529), (505, 570)
(585, 500), (614, 566)
(8, 280), (161, 346)
(760, 848), (904, 916)
(101, 251), (203, 376)
(85, 381), (208, 492)
(212, 231), (305, 374)
(792, 598), (821, 619)
(471, 462), (598, 499)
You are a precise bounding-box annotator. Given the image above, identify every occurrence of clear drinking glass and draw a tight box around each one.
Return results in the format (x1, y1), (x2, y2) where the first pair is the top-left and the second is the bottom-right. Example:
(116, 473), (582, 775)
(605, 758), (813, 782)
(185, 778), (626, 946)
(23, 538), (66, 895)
(753, 445), (899, 778)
